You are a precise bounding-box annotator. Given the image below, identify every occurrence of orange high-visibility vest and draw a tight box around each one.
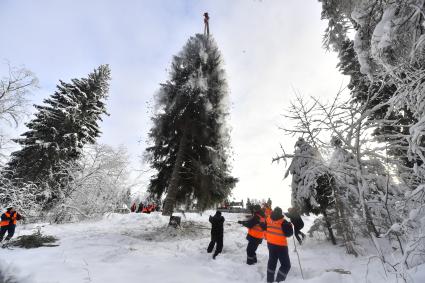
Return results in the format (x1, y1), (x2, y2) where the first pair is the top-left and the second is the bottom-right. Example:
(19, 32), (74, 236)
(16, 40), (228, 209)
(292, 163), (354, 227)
(248, 216), (265, 239)
(263, 209), (272, 240)
(266, 217), (287, 246)
(265, 207), (272, 217)
(0, 212), (17, 227)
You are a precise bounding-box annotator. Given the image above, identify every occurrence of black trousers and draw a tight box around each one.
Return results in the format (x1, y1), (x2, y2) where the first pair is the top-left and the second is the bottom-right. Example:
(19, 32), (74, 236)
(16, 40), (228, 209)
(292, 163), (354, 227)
(0, 225), (16, 242)
(267, 243), (291, 282)
(294, 229), (305, 244)
(207, 234), (223, 257)
(246, 235), (262, 265)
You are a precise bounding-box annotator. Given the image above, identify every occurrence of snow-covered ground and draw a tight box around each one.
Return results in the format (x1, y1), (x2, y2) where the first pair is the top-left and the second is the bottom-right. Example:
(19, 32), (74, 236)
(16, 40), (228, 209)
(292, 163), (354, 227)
(1, 212), (424, 283)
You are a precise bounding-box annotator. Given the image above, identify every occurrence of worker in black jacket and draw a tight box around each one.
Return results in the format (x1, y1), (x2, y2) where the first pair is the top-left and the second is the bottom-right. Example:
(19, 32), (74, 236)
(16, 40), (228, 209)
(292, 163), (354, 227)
(207, 211), (225, 259)
(238, 204), (266, 265)
(285, 207), (305, 245)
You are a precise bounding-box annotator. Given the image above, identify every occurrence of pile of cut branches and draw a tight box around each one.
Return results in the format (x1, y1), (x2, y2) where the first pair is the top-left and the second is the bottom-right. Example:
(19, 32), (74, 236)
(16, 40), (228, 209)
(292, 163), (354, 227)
(10, 230), (58, 249)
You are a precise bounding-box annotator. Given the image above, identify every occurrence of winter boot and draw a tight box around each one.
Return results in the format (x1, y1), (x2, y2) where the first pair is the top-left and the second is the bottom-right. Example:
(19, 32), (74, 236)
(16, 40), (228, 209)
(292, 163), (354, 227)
(1, 240), (10, 249)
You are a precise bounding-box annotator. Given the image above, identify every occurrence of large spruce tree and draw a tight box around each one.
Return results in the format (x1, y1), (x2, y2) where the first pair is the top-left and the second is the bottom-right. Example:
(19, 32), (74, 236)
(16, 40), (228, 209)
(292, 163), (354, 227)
(146, 34), (237, 216)
(4, 65), (111, 209)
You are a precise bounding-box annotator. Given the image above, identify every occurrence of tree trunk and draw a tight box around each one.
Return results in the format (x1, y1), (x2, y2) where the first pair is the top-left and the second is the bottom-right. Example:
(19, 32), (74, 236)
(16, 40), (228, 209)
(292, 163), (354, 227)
(333, 186), (358, 256)
(354, 121), (379, 237)
(384, 171), (404, 255)
(323, 210), (337, 245)
(162, 127), (189, 216)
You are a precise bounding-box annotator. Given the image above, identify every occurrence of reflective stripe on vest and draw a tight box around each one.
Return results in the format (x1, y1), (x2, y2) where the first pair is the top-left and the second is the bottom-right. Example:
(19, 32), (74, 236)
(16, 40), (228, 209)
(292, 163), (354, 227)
(0, 212), (17, 227)
(248, 216), (265, 239)
(266, 216), (287, 246)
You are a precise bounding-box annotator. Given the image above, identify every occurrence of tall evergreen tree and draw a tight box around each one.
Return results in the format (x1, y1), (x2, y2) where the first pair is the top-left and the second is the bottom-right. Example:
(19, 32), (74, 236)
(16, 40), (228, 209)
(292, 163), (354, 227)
(145, 34), (237, 216)
(4, 65), (111, 209)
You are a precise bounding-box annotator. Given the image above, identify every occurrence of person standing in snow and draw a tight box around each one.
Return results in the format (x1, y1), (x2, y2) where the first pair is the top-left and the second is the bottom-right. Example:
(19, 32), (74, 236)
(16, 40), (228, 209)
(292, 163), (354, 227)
(204, 12), (210, 36)
(130, 202), (137, 212)
(137, 201), (144, 213)
(238, 204), (266, 265)
(142, 203), (153, 214)
(265, 207), (293, 282)
(0, 207), (23, 244)
(207, 210), (224, 259)
(264, 203), (272, 218)
(285, 207), (306, 245)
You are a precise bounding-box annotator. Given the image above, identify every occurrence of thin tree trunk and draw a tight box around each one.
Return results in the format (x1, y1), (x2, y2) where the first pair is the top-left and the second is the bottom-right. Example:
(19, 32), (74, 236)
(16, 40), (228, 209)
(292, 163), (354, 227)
(323, 210), (337, 245)
(354, 121), (379, 237)
(162, 127), (189, 216)
(384, 171), (405, 256)
(334, 186), (358, 256)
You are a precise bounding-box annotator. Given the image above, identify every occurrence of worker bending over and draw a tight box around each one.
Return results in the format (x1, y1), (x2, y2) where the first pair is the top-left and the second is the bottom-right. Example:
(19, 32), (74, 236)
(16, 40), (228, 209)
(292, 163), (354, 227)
(1, 207), (23, 244)
(238, 204), (266, 265)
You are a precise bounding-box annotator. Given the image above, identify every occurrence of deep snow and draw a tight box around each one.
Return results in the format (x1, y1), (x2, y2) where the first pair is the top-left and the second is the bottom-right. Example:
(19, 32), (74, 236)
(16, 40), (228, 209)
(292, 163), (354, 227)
(1, 212), (424, 283)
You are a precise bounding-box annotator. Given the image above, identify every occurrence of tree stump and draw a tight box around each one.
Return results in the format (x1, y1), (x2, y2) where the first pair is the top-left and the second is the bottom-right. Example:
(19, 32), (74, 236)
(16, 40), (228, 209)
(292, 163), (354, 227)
(169, 216), (181, 228)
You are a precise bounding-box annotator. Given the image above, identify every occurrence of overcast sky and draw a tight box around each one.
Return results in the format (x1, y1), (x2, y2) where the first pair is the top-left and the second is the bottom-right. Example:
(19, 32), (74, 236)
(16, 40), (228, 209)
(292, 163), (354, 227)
(0, 0), (347, 209)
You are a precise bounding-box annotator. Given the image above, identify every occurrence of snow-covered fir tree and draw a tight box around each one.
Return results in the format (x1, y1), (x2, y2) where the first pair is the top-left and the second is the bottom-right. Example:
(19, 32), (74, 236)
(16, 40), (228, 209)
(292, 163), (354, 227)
(308, 0), (425, 272)
(320, 0), (422, 188)
(285, 137), (337, 244)
(3, 65), (111, 210)
(145, 34), (237, 216)
(277, 91), (406, 255)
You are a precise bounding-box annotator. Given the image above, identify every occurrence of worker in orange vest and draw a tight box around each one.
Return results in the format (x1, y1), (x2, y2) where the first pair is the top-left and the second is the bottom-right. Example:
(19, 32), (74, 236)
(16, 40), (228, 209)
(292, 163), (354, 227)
(0, 207), (23, 244)
(238, 204), (266, 265)
(149, 204), (154, 213)
(264, 203), (272, 218)
(265, 207), (293, 282)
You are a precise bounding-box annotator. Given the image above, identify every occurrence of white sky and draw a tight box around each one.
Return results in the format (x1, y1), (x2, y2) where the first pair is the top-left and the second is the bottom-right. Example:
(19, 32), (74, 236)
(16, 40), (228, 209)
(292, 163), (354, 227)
(0, 0), (347, 209)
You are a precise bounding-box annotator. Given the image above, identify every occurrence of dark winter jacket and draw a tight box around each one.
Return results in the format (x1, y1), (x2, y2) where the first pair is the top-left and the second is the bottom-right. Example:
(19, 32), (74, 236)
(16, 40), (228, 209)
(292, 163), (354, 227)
(137, 203), (144, 213)
(285, 212), (304, 231)
(209, 212), (225, 237)
(270, 210), (293, 238)
(130, 203), (137, 212)
(240, 213), (264, 229)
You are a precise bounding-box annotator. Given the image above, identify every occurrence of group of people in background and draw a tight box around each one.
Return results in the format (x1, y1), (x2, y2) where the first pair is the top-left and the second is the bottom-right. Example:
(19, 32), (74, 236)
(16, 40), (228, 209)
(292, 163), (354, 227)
(207, 203), (305, 283)
(130, 202), (158, 214)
